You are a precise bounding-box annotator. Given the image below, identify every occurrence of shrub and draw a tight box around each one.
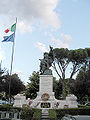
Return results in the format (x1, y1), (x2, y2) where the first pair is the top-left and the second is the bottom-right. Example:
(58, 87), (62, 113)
(56, 107), (90, 120)
(0, 104), (21, 111)
(20, 106), (34, 120)
(49, 109), (57, 119)
(33, 109), (41, 120)
(78, 104), (88, 107)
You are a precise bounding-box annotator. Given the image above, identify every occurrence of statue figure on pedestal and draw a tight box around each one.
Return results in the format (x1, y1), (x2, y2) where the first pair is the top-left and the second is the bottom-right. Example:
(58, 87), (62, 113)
(39, 46), (54, 75)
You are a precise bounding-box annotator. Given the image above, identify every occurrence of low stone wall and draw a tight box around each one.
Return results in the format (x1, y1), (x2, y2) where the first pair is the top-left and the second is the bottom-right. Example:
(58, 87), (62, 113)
(0, 111), (21, 120)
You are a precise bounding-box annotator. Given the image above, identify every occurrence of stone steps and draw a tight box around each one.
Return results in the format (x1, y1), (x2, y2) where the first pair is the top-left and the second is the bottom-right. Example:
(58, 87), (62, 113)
(41, 109), (50, 120)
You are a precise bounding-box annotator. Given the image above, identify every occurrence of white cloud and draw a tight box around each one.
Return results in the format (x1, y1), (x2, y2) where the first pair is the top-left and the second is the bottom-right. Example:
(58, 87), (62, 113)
(51, 37), (69, 48)
(44, 31), (52, 37)
(0, 31), (5, 61)
(61, 33), (72, 43)
(50, 33), (72, 49)
(0, 0), (60, 29)
(14, 70), (24, 75)
(36, 42), (48, 52)
(17, 21), (33, 34)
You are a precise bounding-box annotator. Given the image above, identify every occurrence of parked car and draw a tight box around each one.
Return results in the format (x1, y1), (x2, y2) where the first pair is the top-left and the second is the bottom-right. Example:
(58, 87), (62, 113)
(85, 102), (90, 106)
(61, 115), (90, 120)
(0, 100), (9, 105)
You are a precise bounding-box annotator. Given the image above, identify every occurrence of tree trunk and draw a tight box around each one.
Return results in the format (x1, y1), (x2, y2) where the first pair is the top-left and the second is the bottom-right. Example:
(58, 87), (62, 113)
(62, 70), (66, 99)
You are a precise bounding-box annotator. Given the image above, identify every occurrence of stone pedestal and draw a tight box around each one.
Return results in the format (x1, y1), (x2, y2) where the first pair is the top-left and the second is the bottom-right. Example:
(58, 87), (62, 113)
(40, 75), (53, 93)
(31, 75), (57, 109)
(13, 94), (27, 107)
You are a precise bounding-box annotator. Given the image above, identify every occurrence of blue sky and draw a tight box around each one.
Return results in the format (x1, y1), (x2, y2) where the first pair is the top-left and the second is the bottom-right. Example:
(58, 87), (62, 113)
(0, 0), (90, 84)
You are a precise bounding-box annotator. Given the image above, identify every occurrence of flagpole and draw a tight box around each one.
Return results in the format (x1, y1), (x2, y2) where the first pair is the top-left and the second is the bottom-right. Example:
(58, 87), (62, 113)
(9, 17), (17, 103)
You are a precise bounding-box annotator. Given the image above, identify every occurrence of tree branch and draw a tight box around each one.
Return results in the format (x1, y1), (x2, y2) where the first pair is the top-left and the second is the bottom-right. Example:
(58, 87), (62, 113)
(52, 62), (62, 79)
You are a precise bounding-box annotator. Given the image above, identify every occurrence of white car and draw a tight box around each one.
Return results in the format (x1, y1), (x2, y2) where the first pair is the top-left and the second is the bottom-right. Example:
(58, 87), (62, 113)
(61, 115), (90, 120)
(0, 100), (9, 105)
(85, 102), (90, 106)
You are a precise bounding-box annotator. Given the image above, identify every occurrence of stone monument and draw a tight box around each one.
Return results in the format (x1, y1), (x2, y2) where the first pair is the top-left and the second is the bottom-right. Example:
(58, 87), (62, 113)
(13, 46), (77, 108)
(30, 48), (58, 109)
(30, 46), (78, 109)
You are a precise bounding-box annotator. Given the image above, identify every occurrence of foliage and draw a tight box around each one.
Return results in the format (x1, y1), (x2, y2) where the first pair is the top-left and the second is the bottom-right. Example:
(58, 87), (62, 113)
(56, 107), (90, 120)
(25, 71), (39, 99)
(49, 48), (70, 98)
(0, 105), (40, 120)
(85, 48), (90, 57)
(0, 104), (21, 111)
(0, 65), (8, 92)
(70, 66), (90, 102)
(4, 73), (25, 96)
(49, 109), (57, 119)
(54, 78), (70, 99)
(21, 106), (34, 120)
(78, 104), (88, 108)
(0, 93), (3, 99)
(53, 78), (62, 99)
(33, 109), (41, 120)
(26, 72), (62, 100)
(48, 47), (90, 98)
(64, 78), (70, 96)
(69, 49), (88, 79)
(51, 48), (69, 80)
(0, 62), (25, 98)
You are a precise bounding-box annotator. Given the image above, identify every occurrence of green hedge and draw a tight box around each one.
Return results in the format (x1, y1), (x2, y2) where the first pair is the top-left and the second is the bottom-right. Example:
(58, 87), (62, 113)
(0, 105), (41, 120)
(56, 107), (90, 120)
(49, 109), (57, 119)
(33, 109), (41, 120)
(0, 105), (34, 120)
(0, 104), (21, 111)
(1, 105), (90, 120)
(78, 104), (90, 108)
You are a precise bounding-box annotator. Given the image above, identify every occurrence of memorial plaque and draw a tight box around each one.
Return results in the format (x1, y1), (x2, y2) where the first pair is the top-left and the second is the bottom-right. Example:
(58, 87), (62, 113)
(39, 75), (53, 93)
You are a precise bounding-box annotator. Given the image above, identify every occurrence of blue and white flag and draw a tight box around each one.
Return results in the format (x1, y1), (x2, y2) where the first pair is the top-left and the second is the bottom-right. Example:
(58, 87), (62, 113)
(2, 33), (14, 42)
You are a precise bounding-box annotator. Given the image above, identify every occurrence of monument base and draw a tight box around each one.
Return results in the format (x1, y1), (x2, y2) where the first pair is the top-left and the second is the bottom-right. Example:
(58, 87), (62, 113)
(30, 75), (58, 109)
(30, 75), (77, 109)
(30, 91), (58, 109)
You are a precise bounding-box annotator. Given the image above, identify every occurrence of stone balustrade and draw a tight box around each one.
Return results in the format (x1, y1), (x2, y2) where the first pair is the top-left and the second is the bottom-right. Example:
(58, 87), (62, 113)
(0, 111), (21, 120)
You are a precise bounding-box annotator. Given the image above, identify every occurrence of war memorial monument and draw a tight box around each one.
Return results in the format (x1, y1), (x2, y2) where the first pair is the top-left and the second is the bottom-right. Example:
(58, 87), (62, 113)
(30, 47), (77, 109)
(14, 47), (77, 109)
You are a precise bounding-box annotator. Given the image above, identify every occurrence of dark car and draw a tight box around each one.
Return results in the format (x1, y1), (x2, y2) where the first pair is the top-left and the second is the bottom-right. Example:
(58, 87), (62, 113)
(61, 115), (90, 120)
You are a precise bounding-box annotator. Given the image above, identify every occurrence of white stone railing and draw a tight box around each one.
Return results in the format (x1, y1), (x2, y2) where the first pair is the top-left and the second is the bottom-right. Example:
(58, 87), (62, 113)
(0, 111), (21, 120)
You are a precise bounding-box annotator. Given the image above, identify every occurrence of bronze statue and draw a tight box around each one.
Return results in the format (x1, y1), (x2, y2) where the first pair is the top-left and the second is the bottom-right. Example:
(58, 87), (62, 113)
(39, 46), (54, 75)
